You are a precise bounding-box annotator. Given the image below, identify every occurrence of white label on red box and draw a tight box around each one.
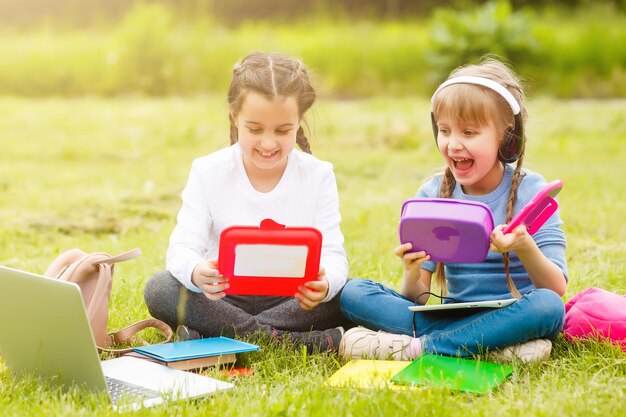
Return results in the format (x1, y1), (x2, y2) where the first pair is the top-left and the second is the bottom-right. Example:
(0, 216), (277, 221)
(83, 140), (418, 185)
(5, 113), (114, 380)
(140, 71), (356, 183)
(234, 245), (309, 278)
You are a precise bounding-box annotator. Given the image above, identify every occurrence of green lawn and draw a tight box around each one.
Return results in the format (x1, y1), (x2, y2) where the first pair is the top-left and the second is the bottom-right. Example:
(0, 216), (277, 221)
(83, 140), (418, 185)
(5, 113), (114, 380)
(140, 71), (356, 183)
(0, 96), (625, 416)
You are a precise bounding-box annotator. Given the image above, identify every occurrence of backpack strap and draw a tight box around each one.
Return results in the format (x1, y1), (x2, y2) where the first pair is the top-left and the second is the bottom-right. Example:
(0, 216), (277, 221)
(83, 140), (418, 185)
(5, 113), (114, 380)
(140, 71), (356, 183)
(93, 248), (142, 265)
(80, 249), (141, 323)
(100, 318), (174, 356)
(95, 249), (173, 355)
(44, 248), (140, 279)
(84, 262), (113, 324)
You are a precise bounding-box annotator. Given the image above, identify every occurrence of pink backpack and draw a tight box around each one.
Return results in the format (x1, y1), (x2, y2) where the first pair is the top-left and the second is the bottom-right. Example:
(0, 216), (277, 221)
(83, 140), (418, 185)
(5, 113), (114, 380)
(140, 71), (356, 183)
(563, 287), (626, 352)
(45, 248), (173, 355)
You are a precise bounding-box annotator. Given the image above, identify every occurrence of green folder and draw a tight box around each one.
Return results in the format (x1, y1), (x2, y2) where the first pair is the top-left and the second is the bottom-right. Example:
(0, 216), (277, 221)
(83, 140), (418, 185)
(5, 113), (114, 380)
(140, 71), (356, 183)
(390, 354), (514, 394)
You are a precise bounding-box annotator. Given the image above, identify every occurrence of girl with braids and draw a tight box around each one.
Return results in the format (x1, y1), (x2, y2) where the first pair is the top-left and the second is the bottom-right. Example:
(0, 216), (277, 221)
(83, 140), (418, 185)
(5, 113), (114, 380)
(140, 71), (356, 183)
(144, 52), (352, 352)
(339, 59), (567, 363)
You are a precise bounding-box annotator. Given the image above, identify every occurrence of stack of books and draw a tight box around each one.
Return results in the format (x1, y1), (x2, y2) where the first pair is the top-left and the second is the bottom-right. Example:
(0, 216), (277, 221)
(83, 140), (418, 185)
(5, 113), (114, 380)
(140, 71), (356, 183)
(130, 336), (260, 371)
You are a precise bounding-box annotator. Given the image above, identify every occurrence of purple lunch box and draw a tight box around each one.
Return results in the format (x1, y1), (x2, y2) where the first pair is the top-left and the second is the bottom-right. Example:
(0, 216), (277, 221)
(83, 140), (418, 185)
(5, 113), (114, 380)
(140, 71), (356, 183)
(399, 198), (495, 263)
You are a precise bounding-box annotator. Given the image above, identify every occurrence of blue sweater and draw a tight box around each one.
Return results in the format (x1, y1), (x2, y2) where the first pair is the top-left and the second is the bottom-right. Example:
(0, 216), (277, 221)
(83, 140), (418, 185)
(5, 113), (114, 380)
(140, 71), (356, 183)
(417, 165), (568, 302)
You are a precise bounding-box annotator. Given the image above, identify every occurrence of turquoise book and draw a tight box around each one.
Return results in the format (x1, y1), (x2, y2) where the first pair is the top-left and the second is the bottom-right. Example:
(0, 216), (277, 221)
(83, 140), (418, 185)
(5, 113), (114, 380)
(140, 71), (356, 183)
(390, 354), (514, 394)
(133, 337), (260, 362)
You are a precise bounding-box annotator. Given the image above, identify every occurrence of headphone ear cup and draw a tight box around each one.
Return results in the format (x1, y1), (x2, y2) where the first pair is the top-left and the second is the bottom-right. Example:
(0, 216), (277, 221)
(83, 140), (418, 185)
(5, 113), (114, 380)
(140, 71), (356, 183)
(498, 128), (519, 163)
(499, 113), (524, 163)
(431, 112), (438, 146)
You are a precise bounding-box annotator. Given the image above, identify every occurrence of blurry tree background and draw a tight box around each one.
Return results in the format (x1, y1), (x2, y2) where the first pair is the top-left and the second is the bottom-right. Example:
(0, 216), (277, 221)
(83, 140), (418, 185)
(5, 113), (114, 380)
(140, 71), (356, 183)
(0, 0), (624, 97)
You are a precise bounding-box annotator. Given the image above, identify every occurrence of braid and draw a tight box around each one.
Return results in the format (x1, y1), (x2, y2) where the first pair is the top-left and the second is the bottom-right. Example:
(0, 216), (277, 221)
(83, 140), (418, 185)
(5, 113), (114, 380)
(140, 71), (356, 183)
(229, 113), (238, 144)
(439, 168), (456, 199)
(227, 52), (317, 151)
(433, 57), (528, 300)
(296, 126), (312, 154)
(502, 152), (525, 298)
(434, 168), (456, 294)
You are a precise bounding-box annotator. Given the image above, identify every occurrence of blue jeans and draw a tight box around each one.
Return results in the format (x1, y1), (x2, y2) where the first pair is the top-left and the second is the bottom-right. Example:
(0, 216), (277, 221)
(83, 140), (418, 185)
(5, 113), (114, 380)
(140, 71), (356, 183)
(340, 279), (565, 357)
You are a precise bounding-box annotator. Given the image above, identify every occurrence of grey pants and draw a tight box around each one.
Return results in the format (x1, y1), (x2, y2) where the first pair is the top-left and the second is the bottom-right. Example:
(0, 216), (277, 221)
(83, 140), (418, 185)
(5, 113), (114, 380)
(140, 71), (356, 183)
(144, 271), (353, 338)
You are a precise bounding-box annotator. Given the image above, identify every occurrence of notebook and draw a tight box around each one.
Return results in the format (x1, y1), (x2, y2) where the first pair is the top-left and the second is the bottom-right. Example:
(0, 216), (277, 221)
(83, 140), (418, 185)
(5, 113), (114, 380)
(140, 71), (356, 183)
(390, 354), (514, 394)
(325, 360), (414, 390)
(0, 265), (233, 411)
(409, 298), (517, 312)
(133, 337), (260, 362)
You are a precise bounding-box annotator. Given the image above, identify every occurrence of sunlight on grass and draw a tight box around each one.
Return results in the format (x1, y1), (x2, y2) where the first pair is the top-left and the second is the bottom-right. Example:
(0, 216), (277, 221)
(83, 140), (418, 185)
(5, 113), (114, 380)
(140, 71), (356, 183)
(0, 96), (625, 416)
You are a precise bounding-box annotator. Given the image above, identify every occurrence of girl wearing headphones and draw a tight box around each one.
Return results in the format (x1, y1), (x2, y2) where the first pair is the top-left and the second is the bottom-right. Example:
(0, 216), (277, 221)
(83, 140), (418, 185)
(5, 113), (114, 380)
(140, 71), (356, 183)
(338, 58), (568, 363)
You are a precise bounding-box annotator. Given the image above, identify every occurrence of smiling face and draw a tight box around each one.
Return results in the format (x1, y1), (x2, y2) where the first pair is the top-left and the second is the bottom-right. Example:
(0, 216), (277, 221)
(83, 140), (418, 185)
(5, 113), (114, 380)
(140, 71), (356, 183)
(436, 114), (504, 195)
(433, 84), (512, 196)
(234, 91), (300, 181)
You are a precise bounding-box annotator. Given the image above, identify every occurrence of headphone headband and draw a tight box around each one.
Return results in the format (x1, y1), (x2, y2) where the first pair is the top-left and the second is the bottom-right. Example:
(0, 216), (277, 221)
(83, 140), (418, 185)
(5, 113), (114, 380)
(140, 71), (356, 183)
(430, 75), (524, 164)
(431, 75), (521, 115)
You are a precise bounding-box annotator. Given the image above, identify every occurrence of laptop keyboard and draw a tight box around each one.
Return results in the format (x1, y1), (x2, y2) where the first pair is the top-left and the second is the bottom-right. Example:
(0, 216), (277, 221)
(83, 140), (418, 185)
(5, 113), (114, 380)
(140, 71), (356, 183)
(105, 376), (161, 405)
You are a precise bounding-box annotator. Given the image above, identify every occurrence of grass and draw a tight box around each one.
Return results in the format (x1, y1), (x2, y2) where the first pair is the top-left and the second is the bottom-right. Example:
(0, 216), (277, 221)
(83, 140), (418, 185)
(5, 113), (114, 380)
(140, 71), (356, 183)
(0, 96), (625, 416)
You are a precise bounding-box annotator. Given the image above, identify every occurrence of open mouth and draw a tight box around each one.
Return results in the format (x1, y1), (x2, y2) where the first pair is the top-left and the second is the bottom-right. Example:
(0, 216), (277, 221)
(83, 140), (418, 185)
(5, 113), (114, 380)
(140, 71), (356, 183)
(451, 157), (474, 172)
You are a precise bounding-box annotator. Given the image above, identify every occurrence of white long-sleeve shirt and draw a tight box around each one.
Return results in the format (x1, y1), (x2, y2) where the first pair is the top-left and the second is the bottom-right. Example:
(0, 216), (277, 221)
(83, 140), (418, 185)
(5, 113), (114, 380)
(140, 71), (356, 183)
(166, 142), (348, 302)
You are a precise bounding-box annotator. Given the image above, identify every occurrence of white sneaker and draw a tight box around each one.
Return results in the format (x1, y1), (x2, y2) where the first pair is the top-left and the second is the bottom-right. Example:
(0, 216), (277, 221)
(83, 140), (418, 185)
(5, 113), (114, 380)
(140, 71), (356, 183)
(488, 339), (552, 363)
(339, 327), (414, 361)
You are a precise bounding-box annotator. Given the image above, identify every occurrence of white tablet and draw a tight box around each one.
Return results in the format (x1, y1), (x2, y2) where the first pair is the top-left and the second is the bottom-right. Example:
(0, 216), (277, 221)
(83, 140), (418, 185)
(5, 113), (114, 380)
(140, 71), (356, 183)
(408, 298), (517, 312)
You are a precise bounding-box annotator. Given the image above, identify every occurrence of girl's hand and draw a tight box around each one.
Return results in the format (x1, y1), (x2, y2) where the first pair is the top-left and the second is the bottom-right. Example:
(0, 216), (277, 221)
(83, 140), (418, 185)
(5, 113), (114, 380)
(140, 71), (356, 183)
(395, 242), (430, 280)
(490, 224), (535, 255)
(295, 267), (329, 311)
(396, 243), (432, 302)
(490, 224), (567, 296)
(191, 259), (230, 300)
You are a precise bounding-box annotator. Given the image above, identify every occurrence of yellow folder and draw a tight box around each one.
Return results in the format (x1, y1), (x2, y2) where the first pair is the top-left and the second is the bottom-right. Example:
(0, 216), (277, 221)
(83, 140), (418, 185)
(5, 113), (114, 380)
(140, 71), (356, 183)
(325, 360), (414, 390)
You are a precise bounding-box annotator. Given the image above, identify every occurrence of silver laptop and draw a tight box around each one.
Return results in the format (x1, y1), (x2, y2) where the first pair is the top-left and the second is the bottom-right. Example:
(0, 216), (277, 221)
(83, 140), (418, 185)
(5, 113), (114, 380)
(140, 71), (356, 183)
(0, 265), (233, 411)
(409, 298), (517, 312)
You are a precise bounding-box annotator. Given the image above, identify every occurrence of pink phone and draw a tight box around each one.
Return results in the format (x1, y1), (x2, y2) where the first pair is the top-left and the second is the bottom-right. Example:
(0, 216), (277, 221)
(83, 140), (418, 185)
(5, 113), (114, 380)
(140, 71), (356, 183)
(503, 179), (563, 235)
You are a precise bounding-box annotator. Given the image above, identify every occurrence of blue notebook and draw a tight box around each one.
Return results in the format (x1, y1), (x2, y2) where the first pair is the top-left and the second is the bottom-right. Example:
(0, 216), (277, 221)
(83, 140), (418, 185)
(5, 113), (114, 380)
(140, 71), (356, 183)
(133, 337), (260, 362)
